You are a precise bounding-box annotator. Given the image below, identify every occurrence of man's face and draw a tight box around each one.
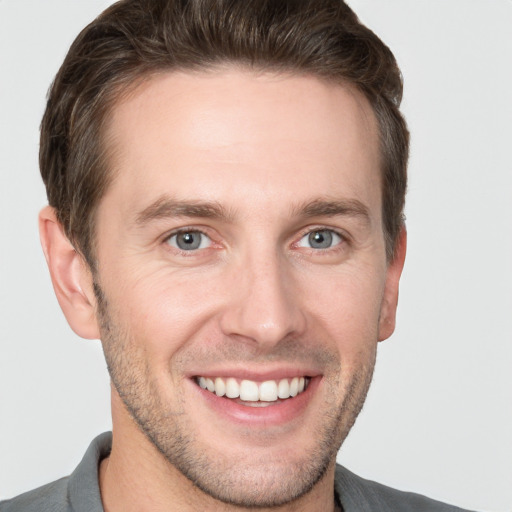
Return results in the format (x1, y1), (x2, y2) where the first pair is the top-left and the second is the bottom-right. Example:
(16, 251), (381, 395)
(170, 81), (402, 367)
(92, 69), (401, 507)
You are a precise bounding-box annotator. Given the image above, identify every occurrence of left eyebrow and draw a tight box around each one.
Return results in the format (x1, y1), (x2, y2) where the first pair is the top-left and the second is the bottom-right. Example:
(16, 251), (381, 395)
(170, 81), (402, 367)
(134, 195), (234, 225)
(293, 198), (372, 226)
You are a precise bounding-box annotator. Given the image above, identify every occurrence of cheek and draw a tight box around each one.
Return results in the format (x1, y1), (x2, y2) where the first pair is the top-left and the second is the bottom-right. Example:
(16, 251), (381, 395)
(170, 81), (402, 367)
(300, 264), (386, 348)
(106, 266), (225, 362)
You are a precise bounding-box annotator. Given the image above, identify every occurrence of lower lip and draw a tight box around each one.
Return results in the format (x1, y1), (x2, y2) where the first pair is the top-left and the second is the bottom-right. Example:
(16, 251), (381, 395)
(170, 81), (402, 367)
(190, 377), (320, 427)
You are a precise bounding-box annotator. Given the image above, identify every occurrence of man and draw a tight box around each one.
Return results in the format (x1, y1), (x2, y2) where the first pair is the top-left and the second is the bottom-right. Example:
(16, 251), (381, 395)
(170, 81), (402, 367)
(0, 1), (475, 511)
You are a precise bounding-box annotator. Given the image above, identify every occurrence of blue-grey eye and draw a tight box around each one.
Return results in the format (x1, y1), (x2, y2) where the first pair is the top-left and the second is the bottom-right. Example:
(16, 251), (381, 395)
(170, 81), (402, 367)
(298, 229), (342, 249)
(168, 231), (211, 251)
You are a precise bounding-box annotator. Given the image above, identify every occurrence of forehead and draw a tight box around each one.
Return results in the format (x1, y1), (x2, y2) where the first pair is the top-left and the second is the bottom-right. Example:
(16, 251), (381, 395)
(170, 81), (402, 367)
(102, 68), (381, 221)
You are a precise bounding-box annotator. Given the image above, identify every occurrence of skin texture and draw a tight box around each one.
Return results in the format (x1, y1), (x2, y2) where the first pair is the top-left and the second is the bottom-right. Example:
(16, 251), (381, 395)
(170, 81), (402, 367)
(39, 68), (406, 512)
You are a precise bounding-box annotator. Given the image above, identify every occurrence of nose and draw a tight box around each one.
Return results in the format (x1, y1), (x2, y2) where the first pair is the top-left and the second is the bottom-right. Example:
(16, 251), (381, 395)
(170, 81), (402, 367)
(219, 252), (307, 350)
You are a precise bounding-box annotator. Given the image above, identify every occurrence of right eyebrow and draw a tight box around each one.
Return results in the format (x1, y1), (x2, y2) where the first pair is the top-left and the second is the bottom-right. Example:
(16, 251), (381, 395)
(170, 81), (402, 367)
(134, 195), (234, 226)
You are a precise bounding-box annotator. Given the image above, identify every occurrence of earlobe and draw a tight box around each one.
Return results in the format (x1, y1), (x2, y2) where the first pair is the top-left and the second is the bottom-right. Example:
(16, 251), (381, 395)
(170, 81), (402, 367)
(39, 206), (100, 340)
(378, 227), (407, 342)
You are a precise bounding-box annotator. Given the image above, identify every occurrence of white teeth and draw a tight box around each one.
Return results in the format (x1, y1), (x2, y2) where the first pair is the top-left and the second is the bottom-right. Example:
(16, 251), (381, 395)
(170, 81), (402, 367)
(277, 378), (290, 399)
(289, 377), (299, 397)
(225, 377), (239, 398)
(197, 376), (309, 402)
(259, 380), (278, 402)
(205, 378), (215, 392)
(240, 380), (259, 401)
(214, 377), (226, 397)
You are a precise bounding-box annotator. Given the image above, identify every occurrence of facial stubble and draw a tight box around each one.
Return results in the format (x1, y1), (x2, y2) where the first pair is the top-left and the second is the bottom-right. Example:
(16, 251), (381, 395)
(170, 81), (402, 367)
(94, 279), (377, 508)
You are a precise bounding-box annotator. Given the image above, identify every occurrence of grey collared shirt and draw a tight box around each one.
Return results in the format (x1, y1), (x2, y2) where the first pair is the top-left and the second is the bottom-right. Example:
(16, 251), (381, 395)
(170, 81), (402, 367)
(0, 432), (475, 512)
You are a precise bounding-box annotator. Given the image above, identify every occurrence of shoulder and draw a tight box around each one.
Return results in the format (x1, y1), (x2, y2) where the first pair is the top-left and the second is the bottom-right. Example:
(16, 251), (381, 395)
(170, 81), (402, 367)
(0, 432), (111, 512)
(335, 464), (476, 512)
(0, 477), (71, 512)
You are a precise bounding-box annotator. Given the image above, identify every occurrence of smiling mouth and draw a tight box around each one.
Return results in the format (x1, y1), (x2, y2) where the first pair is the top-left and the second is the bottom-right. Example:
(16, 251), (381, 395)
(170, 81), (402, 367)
(195, 376), (311, 405)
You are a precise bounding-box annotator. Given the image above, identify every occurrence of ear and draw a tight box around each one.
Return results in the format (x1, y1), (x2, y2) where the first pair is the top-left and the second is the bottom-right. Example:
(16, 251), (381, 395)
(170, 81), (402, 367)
(378, 226), (407, 341)
(39, 206), (100, 339)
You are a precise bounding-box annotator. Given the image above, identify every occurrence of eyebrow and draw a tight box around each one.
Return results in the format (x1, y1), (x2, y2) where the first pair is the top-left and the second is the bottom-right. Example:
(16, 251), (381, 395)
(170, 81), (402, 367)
(294, 198), (371, 225)
(135, 195), (371, 227)
(135, 196), (234, 225)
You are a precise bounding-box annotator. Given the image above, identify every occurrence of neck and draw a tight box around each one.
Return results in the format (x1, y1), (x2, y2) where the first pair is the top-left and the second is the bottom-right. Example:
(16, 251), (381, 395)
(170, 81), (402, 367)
(100, 392), (338, 512)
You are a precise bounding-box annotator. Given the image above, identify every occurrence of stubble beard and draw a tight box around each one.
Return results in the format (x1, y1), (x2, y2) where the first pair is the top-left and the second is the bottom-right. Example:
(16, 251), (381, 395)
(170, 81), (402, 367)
(94, 281), (376, 509)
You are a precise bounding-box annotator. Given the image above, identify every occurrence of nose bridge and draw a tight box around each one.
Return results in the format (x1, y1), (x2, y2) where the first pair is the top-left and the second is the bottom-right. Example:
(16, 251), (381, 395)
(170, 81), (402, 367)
(220, 246), (306, 347)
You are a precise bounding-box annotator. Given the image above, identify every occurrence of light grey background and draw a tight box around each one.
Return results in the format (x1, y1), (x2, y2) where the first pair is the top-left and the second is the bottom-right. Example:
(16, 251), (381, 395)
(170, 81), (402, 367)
(1, 1), (511, 510)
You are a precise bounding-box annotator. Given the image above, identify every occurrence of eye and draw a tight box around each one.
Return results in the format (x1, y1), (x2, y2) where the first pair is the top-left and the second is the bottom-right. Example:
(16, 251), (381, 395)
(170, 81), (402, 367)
(298, 229), (343, 250)
(167, 230), (212, 251)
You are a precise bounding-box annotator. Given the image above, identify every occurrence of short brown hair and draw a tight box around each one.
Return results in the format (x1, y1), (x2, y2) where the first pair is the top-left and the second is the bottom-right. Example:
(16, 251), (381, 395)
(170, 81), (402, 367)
(40, 0), (408, 266)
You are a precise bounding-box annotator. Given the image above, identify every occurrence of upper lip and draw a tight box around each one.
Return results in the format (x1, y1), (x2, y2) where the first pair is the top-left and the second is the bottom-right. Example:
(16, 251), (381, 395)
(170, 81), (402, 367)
(186, 365), (322, 382)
